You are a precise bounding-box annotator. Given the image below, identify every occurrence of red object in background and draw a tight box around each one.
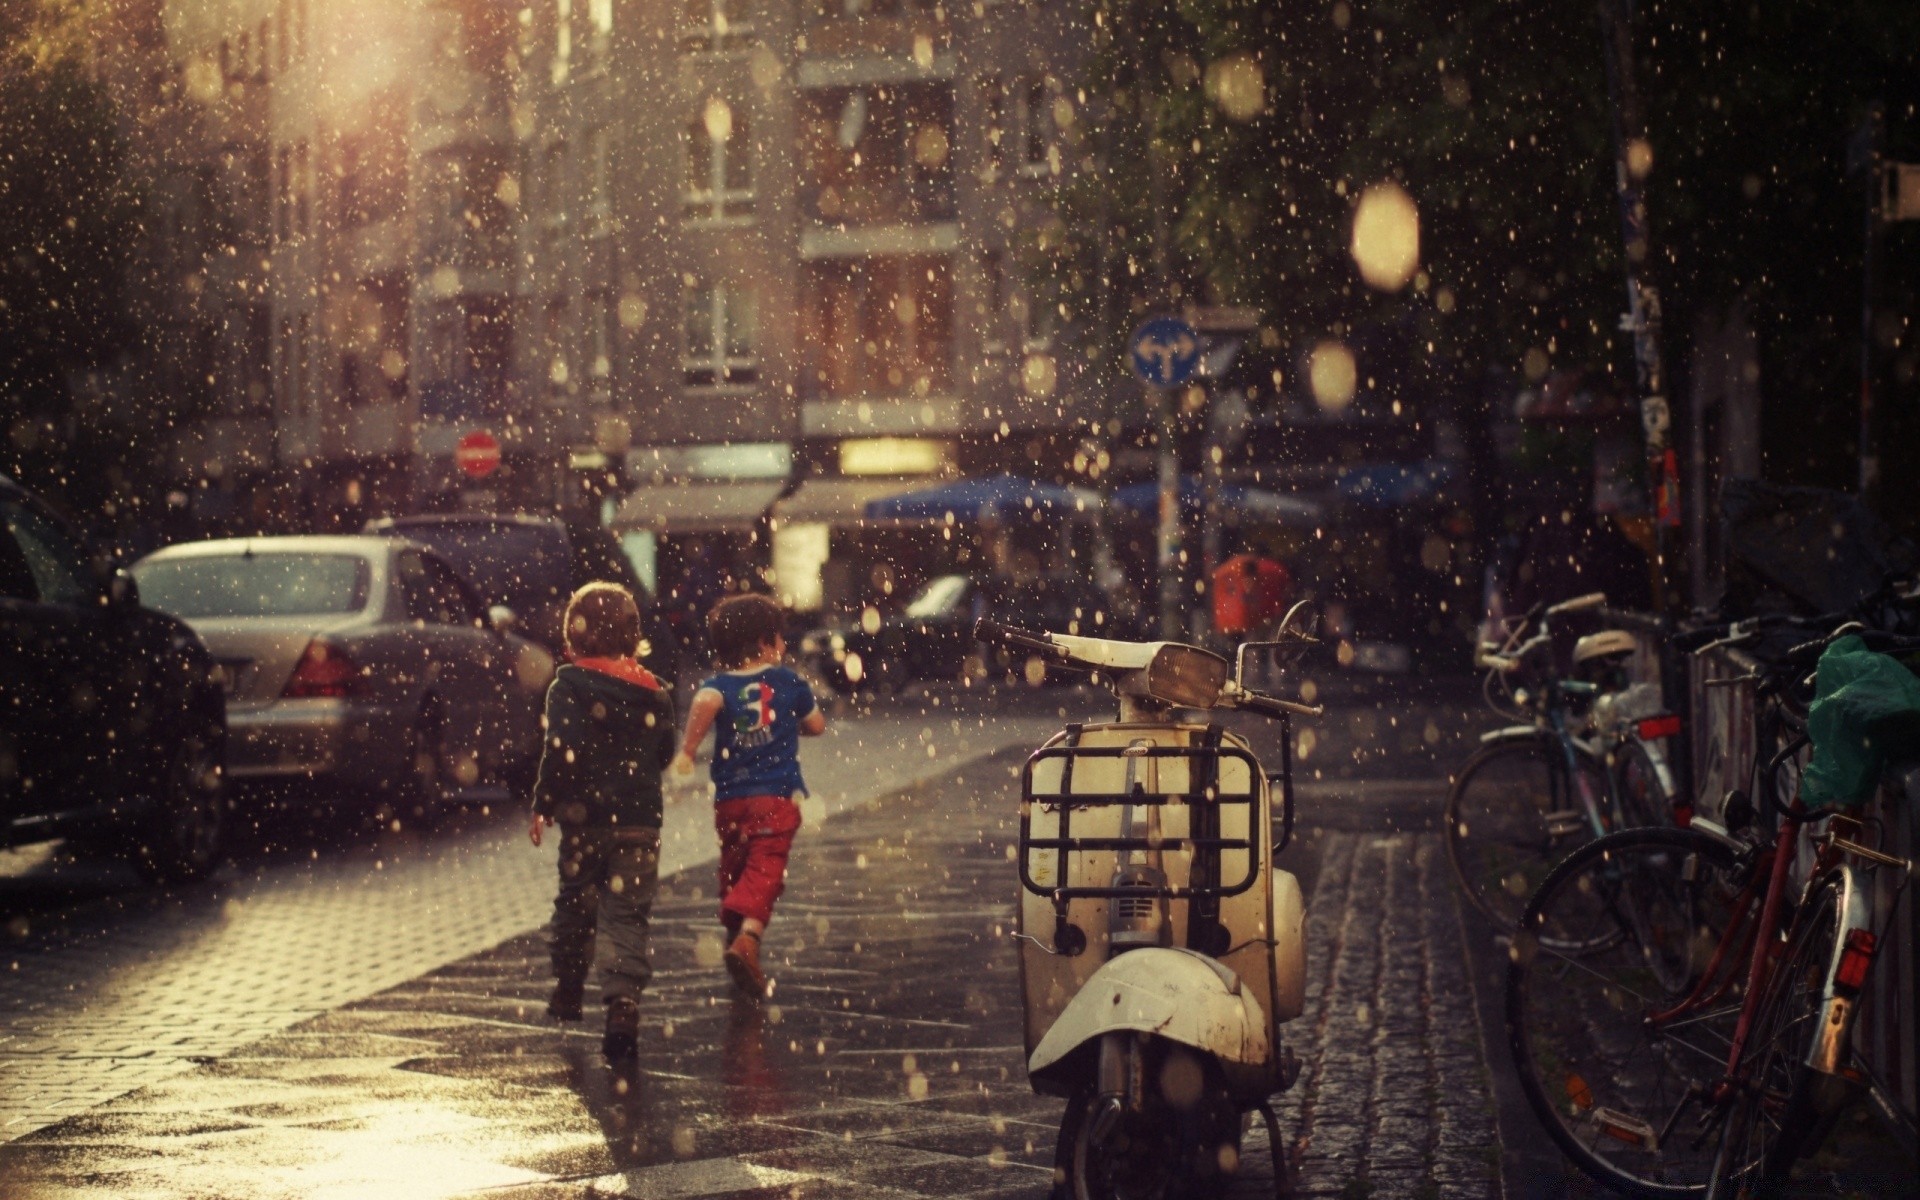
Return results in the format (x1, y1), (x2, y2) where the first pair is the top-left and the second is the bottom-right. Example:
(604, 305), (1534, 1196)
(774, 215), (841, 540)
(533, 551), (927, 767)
(1212, 554), (1292, 635)
(456, 429), (502, 479)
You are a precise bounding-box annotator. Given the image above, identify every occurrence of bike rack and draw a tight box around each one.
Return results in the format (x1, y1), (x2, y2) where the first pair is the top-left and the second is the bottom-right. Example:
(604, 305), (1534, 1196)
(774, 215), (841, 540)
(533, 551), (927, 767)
(1018, 742), (1264, 901)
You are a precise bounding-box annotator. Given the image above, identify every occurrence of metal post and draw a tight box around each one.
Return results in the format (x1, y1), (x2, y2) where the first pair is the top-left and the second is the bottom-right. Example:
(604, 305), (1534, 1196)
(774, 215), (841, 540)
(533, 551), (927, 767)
(1156, 385), (1181, 640)
(1857, 103), (1884, 496)
(1598, 0), (1673, 611)
(1142, 35), (1181, 641)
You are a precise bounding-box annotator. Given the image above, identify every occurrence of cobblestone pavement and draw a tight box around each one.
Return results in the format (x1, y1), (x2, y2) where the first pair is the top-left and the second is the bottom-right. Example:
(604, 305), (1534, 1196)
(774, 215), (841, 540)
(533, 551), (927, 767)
(0, 696), (1507, 1199)
(0, 696), (1067, 1139)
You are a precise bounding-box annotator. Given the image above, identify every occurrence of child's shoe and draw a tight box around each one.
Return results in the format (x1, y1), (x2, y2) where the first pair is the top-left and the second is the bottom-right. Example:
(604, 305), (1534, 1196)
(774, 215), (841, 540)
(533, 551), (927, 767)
(723, 931), (767, 998)
(602, 996), (640, 1062)
(547, 976), (585, 1022)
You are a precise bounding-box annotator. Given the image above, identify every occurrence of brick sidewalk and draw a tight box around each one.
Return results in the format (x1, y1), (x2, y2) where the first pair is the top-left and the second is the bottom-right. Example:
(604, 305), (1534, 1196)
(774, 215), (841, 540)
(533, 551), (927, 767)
(0, 709), (1062, 1139)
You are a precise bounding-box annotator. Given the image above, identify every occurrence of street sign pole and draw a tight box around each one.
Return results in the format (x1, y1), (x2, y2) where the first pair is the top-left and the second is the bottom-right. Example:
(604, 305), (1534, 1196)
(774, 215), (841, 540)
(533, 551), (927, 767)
(1131, 316), (1201, 641)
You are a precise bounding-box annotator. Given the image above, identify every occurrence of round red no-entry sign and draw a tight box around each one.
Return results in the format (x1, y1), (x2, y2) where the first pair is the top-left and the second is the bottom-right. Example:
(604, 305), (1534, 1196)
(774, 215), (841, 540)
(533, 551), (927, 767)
(455, 429), (501, 479)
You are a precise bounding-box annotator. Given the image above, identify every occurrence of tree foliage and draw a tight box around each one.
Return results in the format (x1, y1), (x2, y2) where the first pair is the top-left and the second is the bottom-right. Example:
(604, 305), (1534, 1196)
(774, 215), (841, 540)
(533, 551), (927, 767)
(1047, 0), (1919, 495)
(0, 0), (141, 506)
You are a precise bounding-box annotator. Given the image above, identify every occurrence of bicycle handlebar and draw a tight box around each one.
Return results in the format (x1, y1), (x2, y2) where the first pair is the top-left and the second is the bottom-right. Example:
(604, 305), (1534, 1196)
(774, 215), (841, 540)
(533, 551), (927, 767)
(1546, 592), (1607, 617)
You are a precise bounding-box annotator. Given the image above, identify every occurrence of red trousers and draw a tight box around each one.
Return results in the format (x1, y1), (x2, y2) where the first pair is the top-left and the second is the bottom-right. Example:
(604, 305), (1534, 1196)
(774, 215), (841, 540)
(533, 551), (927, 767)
(714, 794), (801, 926)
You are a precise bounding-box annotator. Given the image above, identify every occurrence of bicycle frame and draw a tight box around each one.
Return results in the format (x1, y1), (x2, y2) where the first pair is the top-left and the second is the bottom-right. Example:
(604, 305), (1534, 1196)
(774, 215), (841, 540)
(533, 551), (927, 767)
(1642, 799), (1890, 1104)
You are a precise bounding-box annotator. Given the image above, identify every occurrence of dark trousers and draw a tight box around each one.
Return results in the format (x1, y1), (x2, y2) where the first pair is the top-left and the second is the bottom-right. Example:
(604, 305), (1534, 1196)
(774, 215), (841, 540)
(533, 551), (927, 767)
(550, 824), (660, 1005)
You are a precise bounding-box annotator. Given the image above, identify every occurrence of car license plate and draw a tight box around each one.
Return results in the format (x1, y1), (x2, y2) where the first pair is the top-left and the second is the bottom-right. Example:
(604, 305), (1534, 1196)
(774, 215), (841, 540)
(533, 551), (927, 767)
(210, 661), (244, 695)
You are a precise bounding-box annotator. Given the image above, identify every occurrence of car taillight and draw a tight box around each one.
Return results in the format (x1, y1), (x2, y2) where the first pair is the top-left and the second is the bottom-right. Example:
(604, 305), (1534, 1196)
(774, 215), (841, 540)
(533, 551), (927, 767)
(1636, 713), (1683, 740)
(282, 640), (363, 699)
(1835, 928), (1877, 993)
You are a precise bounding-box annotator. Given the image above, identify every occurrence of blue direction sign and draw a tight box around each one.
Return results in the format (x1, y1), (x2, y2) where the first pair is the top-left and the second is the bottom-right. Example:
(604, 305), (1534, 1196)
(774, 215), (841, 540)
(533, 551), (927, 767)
(1129, 316), (1201, 387)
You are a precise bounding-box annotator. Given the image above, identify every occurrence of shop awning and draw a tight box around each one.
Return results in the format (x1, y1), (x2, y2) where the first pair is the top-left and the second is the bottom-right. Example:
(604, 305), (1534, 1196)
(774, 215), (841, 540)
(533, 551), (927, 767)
(771, 477), (921, 527)
(612, 480), (785, 534)
(1332, 460), (1455, 509)
(1112, 477), (1324, 526)
(864, 474), (1095, 524)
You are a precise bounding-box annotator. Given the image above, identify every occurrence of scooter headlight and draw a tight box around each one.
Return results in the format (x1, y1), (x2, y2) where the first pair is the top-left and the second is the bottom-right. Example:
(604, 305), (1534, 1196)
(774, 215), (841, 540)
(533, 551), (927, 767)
(1145, 644), (1230, 709)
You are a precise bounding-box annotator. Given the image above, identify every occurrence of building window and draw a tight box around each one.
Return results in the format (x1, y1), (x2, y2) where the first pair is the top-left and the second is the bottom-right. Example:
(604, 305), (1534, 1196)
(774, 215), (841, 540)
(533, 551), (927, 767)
(813, 0), (939, 17)
(256, 19), (270, 78)
(802, 256), (952, 398)
(294, 139), (310, 236)
(273, 145), (290, 243)
(979, 249), (1007, 355)
(681, 0), (751, 51)
(544, 296), (570, 394)
(295, 0), (307, 59)
(588, 287), (613, 381)
(276, 0), (289, 74)
(682, 278), (757, 388)
(540, 141), (568, 256)
(1020, 78), (1050, 172)
(799, 83), (952, 225)
(551, 0), (571, 85)
(983, 76), (1005, 181)
(684, 99), (752, 220)
(585, 125), (610, 229)
(295, 311), (310, 418)
(1017, 283), (1054, 351)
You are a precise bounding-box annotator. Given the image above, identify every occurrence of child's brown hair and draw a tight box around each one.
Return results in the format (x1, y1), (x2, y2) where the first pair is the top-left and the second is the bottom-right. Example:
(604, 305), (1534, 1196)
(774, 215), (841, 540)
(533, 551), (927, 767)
(563, 582), (641, 659)
(707, 593), (784, 668)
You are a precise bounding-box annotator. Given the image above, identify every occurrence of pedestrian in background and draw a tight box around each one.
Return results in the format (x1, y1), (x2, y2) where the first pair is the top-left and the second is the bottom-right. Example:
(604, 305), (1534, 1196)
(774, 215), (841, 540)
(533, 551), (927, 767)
(527, 582), (676, 1064)
(671, 593), (826, 999)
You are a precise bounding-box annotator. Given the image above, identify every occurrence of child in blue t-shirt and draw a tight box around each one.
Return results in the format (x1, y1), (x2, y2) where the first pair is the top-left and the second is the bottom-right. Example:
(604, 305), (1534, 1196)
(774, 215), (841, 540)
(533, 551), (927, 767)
(671, 593), (825, 997)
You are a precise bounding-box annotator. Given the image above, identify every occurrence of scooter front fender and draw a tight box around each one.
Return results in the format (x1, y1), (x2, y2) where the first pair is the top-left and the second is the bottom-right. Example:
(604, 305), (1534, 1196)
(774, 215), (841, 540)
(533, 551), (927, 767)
(1028, 947), (1271, 1083)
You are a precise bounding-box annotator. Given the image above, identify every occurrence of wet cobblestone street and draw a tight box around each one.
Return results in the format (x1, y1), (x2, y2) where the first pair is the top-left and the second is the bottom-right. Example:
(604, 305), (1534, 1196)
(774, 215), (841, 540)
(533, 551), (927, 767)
(0, 689), (1510, 1199)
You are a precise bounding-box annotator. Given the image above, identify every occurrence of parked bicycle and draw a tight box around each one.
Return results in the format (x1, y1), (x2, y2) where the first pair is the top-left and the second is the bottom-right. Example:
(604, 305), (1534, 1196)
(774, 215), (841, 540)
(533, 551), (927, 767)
(1446, 592), (1682, 930)
(1504, 616), (1919, 1197)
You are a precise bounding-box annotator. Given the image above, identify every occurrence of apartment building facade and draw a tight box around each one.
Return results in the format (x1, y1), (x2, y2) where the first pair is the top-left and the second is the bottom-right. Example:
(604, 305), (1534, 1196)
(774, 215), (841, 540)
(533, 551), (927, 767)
(148, 0), (517, 529)
(518, 0), (1092, 607)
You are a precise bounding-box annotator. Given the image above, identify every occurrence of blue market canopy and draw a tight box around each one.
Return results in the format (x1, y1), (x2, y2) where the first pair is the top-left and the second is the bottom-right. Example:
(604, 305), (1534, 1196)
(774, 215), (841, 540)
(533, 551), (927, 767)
(863, 474), (1093, 524)
(1112, 477), (1323, 526)
(1333, 460), (1455, 509)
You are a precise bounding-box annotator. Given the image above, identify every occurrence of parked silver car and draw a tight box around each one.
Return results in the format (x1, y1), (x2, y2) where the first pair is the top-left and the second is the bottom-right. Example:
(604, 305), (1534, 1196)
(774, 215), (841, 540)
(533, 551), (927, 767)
(131, 536), (553, 817)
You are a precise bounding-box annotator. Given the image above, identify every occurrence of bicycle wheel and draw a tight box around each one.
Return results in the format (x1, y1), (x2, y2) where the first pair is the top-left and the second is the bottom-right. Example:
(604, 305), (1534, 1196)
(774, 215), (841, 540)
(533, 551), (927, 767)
(1707, 875), (1846, 1198)
(1507, 827), (1752, 1197)
(1446, 736), (1610, 929)
(1613, 738), (1674, 829)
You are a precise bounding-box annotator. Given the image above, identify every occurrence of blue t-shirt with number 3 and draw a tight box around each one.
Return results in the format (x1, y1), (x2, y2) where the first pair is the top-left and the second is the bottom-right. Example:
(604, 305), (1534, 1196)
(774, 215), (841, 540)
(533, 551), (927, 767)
(699, 665), (816, 802)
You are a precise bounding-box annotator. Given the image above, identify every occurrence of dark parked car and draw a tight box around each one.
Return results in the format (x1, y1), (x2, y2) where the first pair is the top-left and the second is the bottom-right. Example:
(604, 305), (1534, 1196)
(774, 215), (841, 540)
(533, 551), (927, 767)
(364, 514), (679, 683)
(133, 536), (551, 817)
(0, 475), (228, 882)
(801, 572), (1126, 694)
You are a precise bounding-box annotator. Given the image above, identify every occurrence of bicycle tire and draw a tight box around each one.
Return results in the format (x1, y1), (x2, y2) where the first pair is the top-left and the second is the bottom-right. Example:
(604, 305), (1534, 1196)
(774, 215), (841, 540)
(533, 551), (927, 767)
(1706, 874), (1846, 1198)
(1445, 735), (1609, 930)
(1506, 826), (1750, 1198)
(1613, 737), (1674, 830)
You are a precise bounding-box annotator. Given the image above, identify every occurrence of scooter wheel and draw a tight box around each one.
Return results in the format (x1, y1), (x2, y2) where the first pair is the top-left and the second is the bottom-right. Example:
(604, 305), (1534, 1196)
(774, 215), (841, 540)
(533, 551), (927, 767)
(1052, 1055), (1243, 1200)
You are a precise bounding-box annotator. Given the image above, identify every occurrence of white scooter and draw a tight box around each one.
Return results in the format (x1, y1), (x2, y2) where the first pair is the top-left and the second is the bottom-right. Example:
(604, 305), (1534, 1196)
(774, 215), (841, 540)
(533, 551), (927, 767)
(975, 611), (1322, 1200)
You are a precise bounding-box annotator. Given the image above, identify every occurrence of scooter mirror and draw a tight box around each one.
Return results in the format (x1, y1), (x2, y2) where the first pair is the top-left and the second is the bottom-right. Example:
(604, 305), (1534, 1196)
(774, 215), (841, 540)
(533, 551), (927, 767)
(1235, 603), (1319, 689)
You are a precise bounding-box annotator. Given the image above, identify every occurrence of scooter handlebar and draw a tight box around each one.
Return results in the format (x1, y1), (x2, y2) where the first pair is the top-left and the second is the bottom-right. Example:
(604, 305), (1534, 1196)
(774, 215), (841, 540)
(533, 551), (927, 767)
(972, 618), (1063, 659)
(1219, 680), (1323, 719)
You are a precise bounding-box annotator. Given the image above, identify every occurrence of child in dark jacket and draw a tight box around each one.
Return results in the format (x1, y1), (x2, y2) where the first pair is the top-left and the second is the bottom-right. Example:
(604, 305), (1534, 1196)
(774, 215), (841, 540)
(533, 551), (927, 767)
(528, 582), (676, 1062)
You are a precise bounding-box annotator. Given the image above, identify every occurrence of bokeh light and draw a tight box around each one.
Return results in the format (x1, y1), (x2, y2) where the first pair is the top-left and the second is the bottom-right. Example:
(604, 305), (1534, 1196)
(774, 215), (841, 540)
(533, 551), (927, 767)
(1350, 181), (1421, 291)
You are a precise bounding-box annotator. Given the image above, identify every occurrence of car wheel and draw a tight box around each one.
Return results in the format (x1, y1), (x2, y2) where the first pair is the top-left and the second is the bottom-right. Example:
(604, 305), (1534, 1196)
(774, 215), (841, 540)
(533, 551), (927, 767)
(130, 726), (226, 885)
(396, 707), (449, 823)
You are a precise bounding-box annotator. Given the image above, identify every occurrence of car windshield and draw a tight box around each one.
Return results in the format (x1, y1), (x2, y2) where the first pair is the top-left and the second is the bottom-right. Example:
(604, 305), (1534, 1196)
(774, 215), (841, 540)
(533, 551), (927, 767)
(134, 553), (369, 618)
(903, 574), (970, 619)
(383, 523), (565, 614)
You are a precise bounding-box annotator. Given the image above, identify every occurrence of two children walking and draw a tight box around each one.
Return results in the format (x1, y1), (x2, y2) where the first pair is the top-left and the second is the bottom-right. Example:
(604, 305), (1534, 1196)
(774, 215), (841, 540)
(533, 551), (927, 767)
(528, 587), (823, 1063)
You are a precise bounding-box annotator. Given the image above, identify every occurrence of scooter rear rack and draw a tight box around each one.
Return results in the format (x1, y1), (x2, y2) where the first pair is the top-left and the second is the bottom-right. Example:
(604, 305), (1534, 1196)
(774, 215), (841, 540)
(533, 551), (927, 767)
(1019, 741), (1264, 901)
